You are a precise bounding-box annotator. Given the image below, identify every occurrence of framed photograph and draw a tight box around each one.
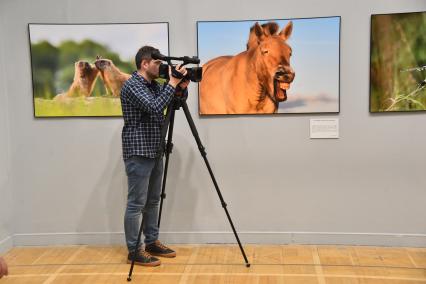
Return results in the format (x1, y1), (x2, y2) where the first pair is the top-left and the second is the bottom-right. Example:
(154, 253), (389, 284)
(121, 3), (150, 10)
(370, 11), (426, 112)
(197, 16), (340, 115)
(28, 23), (169, 117)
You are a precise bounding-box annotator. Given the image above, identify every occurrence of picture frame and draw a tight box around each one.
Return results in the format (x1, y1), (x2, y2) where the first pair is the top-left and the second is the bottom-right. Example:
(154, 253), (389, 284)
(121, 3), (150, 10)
(369, 11), (426, 113)
(197, 16), (341, 115)
(28, 22), (169, 117)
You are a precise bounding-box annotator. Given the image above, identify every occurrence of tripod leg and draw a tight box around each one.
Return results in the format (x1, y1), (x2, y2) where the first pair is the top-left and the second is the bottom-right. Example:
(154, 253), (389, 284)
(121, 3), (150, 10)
(158, 108), (176, 228)
(127, 217), (145, 281)
(181, 101), (250, 267)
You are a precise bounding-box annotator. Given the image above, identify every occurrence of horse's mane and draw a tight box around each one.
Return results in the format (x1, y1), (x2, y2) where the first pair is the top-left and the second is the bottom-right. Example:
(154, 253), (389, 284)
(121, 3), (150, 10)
(246, 22), (280, 50)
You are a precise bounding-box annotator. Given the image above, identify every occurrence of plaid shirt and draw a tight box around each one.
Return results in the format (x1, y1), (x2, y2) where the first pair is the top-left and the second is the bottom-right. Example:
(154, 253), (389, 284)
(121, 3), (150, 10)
(120, 71), (175, 160)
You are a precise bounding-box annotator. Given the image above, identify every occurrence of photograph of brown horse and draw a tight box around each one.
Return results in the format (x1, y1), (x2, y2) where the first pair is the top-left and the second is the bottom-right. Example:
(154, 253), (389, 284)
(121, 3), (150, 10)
(199, 21), (295, 114)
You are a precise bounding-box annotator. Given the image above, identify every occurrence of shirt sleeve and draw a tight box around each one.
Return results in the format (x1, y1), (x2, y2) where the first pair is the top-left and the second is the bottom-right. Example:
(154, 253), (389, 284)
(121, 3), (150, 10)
(125, 82), (175, 114)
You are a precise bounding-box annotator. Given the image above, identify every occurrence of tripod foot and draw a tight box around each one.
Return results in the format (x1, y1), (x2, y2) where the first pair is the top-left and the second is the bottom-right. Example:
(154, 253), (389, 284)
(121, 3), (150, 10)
(127, 276), (132, 281)
(246, 263), (251, 268)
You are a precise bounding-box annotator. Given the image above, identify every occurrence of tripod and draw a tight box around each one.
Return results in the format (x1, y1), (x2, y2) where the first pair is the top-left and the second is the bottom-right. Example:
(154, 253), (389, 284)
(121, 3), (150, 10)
(127, 94), (250, 281)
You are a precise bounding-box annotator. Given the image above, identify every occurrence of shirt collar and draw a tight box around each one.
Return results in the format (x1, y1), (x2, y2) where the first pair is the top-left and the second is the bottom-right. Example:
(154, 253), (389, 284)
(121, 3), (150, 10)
(132, 71), (158, 88)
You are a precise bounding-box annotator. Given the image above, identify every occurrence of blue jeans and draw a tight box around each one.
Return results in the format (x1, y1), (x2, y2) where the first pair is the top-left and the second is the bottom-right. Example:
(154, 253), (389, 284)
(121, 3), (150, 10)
(124, 156), (163, 252)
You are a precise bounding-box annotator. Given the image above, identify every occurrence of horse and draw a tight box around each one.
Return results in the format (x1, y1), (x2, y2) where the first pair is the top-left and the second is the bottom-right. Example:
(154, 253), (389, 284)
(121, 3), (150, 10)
(199, 21), (295, 114)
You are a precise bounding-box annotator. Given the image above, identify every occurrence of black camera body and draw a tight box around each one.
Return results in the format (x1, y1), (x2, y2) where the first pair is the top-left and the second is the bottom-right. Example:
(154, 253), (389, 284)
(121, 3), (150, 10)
(159, 64), (202, 82)
(152, 52), (202, 82)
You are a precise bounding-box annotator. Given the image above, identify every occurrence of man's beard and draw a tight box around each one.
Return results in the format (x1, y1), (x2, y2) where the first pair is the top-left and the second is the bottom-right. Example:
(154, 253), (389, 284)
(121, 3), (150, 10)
(147, 69), (159, 81)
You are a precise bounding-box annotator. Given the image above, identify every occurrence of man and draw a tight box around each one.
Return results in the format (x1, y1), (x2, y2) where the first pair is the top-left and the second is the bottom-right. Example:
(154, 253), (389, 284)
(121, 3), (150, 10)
(120, 46), (188, 267)
(0, 256), (8, 279)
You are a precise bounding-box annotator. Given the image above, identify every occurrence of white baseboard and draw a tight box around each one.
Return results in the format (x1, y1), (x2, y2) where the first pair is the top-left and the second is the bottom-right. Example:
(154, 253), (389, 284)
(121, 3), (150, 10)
(0, 235), (13, 253)
(13, 232), (124, 247)
(12, 231), (426, 247)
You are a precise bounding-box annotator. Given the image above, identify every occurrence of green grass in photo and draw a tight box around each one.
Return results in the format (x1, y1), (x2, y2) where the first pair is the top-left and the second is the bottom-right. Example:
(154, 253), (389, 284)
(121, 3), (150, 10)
(34, 97), (122, 117)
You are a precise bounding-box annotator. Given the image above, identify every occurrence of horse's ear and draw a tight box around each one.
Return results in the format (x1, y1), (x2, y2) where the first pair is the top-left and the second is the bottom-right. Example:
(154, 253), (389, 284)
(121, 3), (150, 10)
(253, 22), (265, 41)
(279, 21), (293, 40)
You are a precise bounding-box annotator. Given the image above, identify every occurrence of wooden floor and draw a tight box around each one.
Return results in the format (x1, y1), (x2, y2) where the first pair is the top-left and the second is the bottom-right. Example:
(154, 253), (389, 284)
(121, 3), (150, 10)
(1, 245), (425, 283)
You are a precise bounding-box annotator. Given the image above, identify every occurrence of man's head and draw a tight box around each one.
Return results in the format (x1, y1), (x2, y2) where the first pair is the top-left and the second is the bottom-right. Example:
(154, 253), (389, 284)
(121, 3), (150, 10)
(135, 46), (162, 81)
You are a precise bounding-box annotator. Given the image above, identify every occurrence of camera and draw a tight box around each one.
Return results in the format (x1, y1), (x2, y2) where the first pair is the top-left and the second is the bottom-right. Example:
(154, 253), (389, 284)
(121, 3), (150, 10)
(152, 52), (203, 82)
(158, 64), (202, 82)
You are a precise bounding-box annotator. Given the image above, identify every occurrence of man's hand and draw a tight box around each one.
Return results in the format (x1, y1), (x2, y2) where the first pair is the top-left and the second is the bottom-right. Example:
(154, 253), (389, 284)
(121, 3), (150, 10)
(175, 79), (190, 97)
(168, 64), (187, 88)
(0, 257), (8, 279)
(179, 79), (190, 90)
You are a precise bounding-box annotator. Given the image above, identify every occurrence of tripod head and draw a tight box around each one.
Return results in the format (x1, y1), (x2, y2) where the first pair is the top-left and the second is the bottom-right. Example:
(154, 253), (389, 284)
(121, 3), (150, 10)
(171, 94), (188, 110)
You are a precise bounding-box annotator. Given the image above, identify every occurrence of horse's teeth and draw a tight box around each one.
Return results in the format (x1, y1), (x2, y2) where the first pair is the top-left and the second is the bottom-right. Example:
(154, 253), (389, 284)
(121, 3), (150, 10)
(280, 82), (290, 90)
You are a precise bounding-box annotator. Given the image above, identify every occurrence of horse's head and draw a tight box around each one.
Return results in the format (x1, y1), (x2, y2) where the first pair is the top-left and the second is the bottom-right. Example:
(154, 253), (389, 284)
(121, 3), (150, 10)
(249, 21), (295, 103)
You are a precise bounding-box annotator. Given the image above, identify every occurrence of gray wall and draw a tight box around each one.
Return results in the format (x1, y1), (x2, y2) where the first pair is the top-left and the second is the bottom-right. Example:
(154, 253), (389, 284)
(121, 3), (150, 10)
(0, 3), (13, 253)
(0, 0), (425, 247)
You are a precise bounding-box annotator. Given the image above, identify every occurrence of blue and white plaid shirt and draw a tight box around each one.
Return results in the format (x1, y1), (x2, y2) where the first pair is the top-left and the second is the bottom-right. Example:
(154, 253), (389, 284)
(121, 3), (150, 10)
(120, 71), (175, 160)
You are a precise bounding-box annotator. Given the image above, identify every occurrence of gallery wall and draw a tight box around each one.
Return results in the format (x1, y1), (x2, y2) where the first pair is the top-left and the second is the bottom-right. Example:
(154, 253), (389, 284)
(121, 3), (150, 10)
(0, 0), (425, 248)
(0, 6), (13, 254)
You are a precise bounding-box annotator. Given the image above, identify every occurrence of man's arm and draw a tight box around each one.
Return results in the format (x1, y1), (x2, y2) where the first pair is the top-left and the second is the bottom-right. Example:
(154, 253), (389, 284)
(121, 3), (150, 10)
(124, 83), (175, 114)
(175, 79), (190, 97)
(123, 65), (187, 114)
